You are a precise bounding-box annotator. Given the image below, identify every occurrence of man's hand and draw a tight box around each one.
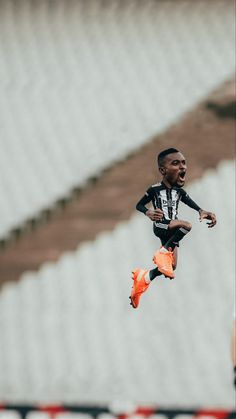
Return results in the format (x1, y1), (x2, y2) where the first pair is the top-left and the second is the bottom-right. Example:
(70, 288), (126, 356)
(199, 209), (217, 228)
(146, 208), (164, 221)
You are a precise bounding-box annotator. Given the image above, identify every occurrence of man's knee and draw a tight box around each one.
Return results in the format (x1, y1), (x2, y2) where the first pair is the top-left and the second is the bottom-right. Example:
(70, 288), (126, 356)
(183, 221), (192, 231)
(169, 220), (192, 231)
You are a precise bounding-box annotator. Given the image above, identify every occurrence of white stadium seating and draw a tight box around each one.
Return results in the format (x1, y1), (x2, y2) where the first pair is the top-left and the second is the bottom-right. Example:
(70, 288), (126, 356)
(0, 0), (235, 238)
(0, 160), (235, 406)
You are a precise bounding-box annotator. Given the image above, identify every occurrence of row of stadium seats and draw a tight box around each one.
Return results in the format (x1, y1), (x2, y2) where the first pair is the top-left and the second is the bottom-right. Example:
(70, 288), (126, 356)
(0, 0), (235, 239)
(0, 160), (234, 406)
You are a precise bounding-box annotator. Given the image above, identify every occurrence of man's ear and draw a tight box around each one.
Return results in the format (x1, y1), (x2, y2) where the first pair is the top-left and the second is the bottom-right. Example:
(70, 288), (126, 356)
(159, 166), (165, 175)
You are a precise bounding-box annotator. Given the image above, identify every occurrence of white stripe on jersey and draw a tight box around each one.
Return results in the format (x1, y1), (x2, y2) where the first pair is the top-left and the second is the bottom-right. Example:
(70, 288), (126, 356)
(171, 189), (179, 219)
(159, 189), (169, 220)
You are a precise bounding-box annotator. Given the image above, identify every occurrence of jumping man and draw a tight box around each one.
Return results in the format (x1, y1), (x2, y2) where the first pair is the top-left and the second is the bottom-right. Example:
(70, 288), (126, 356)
(129, 148), (217, 309)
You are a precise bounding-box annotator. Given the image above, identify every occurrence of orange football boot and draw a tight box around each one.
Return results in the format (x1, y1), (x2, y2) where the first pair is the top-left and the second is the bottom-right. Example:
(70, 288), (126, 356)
(129, 269), (150, 309)
(153, 247), (175, 279)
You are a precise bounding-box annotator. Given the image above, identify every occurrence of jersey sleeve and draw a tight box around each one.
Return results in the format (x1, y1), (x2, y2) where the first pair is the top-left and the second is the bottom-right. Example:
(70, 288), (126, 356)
(136, 187), (154, 214)
(180, 189), (201, 212)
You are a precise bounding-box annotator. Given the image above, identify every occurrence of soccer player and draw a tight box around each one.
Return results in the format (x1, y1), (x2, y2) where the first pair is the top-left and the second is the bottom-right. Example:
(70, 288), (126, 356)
(129, 148), (217, 309)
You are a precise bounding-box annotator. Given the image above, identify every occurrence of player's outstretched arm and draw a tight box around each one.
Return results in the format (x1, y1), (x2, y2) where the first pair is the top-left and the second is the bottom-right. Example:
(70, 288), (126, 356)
(199, 209), (217, 228)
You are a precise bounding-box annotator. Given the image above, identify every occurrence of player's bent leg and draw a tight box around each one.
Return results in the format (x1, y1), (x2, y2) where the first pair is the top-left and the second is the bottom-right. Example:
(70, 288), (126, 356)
(168, 219), (192, 231)
(163, 221), (191, 253)
(129, 268), (150, 309)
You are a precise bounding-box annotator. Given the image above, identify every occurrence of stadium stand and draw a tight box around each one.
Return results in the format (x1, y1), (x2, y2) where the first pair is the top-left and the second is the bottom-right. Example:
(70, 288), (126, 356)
(0, 0), (235, 239)
(0, 160), (235, 407)
(0, 76), (235, 286)
(0, 0), (235, 415)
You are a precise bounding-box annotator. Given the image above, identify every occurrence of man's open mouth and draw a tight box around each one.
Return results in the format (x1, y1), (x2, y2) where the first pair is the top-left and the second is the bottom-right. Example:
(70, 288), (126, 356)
(178, 171), (186, 181)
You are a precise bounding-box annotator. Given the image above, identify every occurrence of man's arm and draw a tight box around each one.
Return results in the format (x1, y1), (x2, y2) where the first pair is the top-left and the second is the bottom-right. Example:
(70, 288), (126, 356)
(136, 192), (164, 221)
(136, 194), (151, 214)
(181, 190), (217, 228)
(181, 190), (201, 212)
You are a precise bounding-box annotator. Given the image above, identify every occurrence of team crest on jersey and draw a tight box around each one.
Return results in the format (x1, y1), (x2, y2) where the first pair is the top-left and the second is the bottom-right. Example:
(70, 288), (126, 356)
(162, 199), (175, 207)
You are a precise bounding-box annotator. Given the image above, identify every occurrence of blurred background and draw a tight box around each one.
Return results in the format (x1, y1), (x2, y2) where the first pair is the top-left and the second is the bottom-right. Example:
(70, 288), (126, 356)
(0, 0), (235, 418)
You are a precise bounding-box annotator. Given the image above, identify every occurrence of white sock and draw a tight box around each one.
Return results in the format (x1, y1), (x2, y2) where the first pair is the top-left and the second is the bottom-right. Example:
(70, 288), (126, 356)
(160, 246), (168, 253)
(144, 271), (151, 284)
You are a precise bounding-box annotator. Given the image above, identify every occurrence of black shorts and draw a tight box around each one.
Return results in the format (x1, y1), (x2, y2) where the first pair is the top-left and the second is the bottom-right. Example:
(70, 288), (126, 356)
(153, 220), (179, 247)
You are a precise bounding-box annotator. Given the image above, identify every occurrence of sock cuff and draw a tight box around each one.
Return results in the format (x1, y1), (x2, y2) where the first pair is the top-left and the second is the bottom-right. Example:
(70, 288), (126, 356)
(179, 227), (190, 234)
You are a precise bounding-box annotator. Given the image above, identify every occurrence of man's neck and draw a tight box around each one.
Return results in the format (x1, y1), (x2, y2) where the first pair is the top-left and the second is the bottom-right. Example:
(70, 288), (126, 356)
(162, 179), (172, 189)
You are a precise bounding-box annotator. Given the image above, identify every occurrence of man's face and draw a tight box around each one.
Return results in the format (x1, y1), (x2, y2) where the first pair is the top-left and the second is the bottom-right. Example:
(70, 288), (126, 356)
(159, 152), (187, 187)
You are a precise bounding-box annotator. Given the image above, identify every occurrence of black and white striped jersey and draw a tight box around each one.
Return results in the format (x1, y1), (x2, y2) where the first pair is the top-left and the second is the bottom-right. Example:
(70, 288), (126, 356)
(136, 182), (201, 221)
